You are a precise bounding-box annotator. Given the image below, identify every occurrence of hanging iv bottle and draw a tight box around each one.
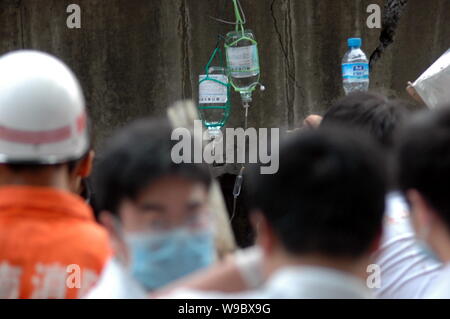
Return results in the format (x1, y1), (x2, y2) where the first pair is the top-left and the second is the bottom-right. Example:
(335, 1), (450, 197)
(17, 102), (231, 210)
(198, 66), (230, 139)
(225, 29), (260, 103)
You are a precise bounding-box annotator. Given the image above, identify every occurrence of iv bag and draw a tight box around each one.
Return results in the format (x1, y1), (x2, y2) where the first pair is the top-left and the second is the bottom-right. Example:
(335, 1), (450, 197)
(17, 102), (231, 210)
(225, 29), (260, 102)
(198, 66), (230, 139)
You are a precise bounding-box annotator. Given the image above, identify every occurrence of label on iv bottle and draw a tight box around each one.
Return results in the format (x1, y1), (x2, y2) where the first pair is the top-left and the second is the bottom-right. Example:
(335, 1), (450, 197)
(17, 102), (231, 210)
(226, 45), (259, 75)
(199, 74), (228, 104)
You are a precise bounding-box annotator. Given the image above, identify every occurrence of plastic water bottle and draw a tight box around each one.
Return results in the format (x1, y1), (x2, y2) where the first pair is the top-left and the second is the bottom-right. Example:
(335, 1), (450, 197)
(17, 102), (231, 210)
(225, 29), (260, 103)
(342, 38), (369, 95)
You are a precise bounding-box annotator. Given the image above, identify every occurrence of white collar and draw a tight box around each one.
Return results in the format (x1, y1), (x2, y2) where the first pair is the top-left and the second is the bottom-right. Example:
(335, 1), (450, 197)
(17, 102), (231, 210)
(263, 266), (373, 299)
(84, 258), (147, 299)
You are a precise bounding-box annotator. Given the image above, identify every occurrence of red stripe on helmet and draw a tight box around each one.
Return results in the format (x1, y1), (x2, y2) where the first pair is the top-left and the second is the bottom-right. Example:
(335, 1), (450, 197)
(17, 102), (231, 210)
(76, 113), (86, 134)
(0, 125), (72, 144)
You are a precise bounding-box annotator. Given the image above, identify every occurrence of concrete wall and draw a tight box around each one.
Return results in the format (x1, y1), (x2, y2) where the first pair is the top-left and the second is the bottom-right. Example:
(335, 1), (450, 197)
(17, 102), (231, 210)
(1, 0), (449, 146)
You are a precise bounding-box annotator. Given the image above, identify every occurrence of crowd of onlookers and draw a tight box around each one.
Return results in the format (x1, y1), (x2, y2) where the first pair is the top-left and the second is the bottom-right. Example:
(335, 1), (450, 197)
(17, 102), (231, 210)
(0, 50), (449, 299)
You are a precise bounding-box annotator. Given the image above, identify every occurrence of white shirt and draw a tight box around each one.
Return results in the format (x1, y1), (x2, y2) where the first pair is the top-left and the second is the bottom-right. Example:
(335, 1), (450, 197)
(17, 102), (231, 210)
(425, 264), (450, 298)
(84, 258), (147, 299)
(372, 192), (442, 298)
(86, 192), (446, 299)
(166, 266), (373, 299)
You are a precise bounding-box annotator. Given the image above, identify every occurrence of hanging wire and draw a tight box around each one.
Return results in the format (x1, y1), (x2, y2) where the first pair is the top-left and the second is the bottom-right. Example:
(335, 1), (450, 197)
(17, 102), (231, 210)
(230, 101), (250, 223)
(226, 0), (252, 223)
(208, 0), (247, 25)
(230, 166), (244, 222)
(231, 105), (250, 224)
(207, 0), (253, 223)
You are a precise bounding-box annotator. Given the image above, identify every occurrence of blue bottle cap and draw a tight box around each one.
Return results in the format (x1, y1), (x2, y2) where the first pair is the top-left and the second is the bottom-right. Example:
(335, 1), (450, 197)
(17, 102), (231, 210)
(348, 38), (362, 48)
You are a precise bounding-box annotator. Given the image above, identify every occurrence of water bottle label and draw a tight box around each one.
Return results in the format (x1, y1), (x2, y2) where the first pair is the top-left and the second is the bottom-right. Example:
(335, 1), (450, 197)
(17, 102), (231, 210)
(199, 74), (228, 104)
(226, 45), (259, 75)
(342, 63), (369, 82)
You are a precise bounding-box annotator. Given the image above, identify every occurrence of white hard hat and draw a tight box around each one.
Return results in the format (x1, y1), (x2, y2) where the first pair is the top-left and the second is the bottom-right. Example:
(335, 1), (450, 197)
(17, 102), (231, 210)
(0, 50), (89, 164)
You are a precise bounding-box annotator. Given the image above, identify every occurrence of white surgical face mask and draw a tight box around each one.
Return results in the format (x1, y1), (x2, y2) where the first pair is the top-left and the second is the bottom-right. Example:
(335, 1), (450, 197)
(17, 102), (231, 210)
(124, 227), (216, 291)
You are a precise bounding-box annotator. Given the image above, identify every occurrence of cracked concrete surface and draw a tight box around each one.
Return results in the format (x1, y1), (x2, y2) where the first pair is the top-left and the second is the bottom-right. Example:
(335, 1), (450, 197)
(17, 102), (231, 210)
(0, 0), (449, 148)
(270, 0), (299, 129)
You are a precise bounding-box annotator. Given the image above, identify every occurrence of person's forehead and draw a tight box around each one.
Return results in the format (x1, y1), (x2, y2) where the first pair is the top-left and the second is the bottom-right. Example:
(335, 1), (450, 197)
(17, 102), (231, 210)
(138, 175), (208, 199)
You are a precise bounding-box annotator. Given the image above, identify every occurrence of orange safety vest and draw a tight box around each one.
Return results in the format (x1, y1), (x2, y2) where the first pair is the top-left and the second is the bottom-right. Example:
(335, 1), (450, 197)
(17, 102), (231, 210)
(0, 186), (112, 298)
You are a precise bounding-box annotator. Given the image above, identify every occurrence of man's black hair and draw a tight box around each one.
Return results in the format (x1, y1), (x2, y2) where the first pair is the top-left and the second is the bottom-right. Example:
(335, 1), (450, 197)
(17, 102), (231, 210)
(93, 118), (212, 215)
(321, 92), (410, 149)
(246, 127), (387, 258)
(397, 107), (450, 229)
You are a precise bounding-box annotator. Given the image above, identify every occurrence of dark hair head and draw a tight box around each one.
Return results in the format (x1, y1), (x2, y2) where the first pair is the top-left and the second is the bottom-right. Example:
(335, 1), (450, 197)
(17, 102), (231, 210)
(93, 118), (212, 215)
(397, 107), (450, 229)
(247, 127), (387, 258)
(321, 92), (410, 149)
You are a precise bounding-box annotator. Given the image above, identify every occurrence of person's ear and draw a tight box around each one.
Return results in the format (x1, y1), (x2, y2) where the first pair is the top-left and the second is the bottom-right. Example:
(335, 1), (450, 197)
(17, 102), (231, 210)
(99, 210), (129, 265)
(77, 150), (95, 178)
(368, 228), (382, 255)
(99, 210), (119, 236)
(250, 210), (276, 254)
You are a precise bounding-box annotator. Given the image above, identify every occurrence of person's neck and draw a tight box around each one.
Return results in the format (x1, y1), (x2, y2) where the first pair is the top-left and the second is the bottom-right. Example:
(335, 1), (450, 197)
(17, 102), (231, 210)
(262, 250), (370, 281)
(0, 167), (72, 191)
(430, 228), (450, 264)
